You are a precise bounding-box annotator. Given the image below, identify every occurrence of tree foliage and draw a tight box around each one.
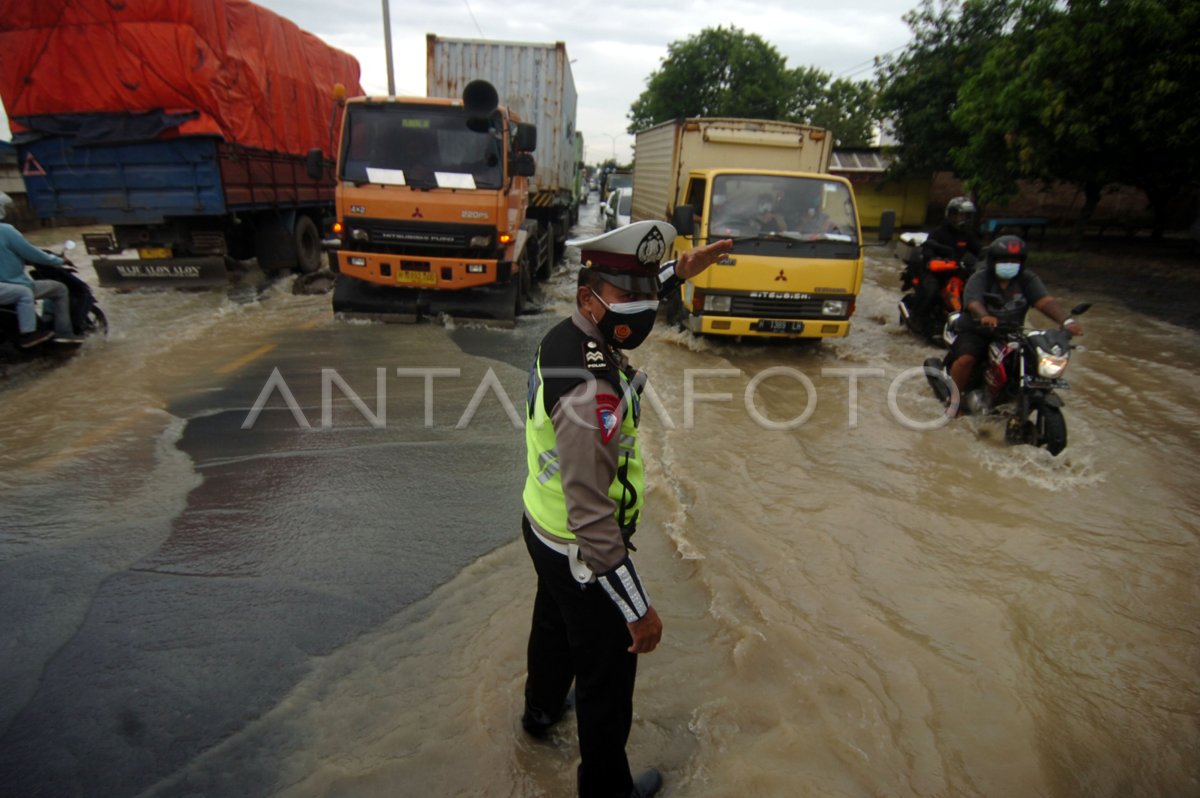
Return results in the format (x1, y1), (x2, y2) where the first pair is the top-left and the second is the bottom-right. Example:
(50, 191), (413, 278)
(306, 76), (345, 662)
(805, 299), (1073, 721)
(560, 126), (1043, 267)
(875, 0), (1020, 179)
(879, 0), (1200, 235)
(628, 26), (878, 147)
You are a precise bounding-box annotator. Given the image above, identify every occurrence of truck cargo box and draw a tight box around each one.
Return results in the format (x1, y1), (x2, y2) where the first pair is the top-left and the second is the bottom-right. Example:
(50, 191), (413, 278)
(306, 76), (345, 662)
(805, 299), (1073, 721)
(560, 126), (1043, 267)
(632, 118), (833, 223)
(426, 35), (577, 197)
(0, 0), (363, 156)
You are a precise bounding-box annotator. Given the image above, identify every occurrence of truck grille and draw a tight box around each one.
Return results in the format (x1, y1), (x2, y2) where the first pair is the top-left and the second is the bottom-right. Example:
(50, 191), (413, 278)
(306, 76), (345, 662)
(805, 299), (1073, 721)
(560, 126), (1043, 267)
(347, 218), (494, 259)
(729, 296), (845, 320)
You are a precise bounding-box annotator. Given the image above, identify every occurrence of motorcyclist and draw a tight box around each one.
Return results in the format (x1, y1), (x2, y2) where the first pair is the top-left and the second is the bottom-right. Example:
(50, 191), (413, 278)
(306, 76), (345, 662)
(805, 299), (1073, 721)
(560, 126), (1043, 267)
(906, 197), (983, 334)
(0, 192), (82, 346)
(926, 196), (983, 262)
(946, 234), (1084, 402)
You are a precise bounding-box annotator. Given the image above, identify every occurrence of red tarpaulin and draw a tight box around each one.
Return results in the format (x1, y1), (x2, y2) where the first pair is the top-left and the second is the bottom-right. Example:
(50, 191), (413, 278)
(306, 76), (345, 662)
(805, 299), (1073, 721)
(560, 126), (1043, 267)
(0, 0), (363, 156)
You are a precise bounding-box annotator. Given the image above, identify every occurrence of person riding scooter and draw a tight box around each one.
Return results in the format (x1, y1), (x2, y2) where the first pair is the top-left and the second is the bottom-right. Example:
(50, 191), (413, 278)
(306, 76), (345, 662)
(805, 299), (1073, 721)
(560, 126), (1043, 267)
(945, 234), (1083, 403)
(0, 192), (82, 347)
(904, 197), (984, 335)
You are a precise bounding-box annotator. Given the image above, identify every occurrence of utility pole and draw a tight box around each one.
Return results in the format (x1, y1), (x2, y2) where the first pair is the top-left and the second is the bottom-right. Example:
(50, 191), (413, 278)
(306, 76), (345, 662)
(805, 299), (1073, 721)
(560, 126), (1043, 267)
(382, 0), (396, 96)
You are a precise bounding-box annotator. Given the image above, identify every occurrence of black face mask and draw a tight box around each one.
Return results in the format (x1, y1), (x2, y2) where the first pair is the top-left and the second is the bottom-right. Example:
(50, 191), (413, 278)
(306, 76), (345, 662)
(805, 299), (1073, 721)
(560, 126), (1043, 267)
(590, 290), (659, 349)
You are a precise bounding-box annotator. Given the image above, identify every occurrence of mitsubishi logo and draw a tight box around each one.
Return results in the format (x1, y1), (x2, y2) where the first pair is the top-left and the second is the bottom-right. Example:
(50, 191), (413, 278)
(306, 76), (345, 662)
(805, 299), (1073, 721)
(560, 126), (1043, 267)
(1007, 240), (1021, 253)
(774, 269), (787, 282)
(412, 207), (424, 219)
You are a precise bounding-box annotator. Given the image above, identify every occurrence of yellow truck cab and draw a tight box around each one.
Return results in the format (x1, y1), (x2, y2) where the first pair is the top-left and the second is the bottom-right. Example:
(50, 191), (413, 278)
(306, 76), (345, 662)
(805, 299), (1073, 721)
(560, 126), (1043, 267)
(633, 119), (864, 339)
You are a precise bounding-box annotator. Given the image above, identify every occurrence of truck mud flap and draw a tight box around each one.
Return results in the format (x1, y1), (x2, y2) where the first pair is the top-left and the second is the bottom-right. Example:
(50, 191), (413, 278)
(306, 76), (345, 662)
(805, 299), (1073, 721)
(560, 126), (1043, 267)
(94, 257), (230, 289)
(332, 276), (517, 328)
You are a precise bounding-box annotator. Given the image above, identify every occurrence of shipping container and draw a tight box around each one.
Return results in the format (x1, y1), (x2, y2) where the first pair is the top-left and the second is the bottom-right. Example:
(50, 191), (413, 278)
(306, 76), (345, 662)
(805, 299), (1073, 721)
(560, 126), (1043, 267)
(427, 34), (579, 269)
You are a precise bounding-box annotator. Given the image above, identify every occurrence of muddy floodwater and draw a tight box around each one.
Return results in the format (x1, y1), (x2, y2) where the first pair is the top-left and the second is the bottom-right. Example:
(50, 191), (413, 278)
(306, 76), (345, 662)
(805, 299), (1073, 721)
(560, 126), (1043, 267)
(1, 208), (1197, 797)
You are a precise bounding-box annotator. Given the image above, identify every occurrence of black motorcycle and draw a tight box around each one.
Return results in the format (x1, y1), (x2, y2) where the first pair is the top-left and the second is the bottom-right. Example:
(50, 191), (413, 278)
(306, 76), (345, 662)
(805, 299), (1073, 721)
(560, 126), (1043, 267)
(925, 302), (1091, 456)
(1, 241), (107, 356)
(897, 232), (975, 347)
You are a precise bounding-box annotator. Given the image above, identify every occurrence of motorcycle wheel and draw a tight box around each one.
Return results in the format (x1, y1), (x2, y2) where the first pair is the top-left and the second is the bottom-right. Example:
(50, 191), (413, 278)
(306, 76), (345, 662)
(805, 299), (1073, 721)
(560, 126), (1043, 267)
(1038, 406), (1068, 455)
(86, 306), (109, 337)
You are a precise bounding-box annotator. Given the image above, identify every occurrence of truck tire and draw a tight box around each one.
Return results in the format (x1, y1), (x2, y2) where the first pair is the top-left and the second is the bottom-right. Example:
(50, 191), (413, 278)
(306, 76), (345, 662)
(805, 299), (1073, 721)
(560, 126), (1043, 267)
(534, 227), (553, 281)
(293, 215), (322, 274)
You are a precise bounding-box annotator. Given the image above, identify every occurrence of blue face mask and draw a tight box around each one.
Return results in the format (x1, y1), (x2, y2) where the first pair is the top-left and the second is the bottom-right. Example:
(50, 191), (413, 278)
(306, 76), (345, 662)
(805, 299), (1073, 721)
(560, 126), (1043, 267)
(994, 262), (1021, 280)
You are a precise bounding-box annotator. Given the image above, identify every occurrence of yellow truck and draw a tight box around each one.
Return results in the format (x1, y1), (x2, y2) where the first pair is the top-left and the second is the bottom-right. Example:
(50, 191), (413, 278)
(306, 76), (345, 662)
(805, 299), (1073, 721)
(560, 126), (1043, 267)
(632, 118), (864, 339)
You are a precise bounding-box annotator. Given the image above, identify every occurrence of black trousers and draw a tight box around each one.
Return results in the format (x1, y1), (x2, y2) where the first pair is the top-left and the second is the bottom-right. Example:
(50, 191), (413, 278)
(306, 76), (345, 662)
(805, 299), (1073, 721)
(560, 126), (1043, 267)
(523, 517), (638, 798)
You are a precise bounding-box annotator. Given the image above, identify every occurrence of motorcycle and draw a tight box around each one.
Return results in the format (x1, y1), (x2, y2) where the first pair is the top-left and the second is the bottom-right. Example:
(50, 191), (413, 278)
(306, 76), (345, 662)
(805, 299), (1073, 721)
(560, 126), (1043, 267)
(896, 231), (974, 346)
(1, 240), (108, 356)
(924, 301), (1092, 456)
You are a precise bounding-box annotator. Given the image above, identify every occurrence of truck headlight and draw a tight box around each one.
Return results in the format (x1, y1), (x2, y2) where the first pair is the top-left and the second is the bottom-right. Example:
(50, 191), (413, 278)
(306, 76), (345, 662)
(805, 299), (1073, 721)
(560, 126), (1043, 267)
(822, 300), (848, 316)
(348, 257), (366, 266)
(704, 294), (732, 313)
(351, 229), (369, 241)
(469, 235), (492, 248)
(1038, 354), (1069, 378)
(466, 263), (486, 274)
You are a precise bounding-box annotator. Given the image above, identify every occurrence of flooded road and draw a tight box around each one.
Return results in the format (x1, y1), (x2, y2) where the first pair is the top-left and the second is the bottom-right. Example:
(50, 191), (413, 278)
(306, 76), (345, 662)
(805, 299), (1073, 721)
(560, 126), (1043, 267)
(1, 205), (1197, 797)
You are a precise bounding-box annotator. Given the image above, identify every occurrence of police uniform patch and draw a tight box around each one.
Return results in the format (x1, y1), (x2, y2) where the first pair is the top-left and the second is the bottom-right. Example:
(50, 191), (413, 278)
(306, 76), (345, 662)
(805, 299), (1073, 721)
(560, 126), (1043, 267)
(635, 225), (667, 268)
(595, 393), (620, 444)
(585, 346), (607, 371)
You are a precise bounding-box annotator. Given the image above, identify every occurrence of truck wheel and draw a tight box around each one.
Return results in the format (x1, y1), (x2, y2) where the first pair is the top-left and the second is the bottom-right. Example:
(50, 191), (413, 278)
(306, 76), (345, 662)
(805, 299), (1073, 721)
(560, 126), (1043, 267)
(535, 229), (552, 281)
(293, 215), (322, 274)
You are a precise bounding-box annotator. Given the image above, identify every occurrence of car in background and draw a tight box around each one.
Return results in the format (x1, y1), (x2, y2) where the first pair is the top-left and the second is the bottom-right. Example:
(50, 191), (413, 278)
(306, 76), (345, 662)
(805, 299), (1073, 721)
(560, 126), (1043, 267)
(602, 170), (632, 202)
(603, 187), (632, 231)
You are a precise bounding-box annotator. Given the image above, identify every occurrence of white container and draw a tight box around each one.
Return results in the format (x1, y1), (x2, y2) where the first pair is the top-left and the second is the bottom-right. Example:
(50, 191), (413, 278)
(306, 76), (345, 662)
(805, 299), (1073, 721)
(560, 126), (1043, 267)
(427, 35), (577, 200)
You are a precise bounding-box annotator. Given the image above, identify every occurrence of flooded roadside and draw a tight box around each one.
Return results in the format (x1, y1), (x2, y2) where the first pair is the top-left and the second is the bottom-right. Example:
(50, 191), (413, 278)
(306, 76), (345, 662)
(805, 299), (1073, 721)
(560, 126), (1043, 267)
(2, 210), (1197, 796)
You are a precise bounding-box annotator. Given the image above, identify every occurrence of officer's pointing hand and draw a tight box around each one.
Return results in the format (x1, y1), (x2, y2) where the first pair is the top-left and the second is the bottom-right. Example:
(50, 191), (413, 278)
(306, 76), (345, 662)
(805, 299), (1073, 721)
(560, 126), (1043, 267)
(673, 238), (734, 281)
(627, 606), (663, 654)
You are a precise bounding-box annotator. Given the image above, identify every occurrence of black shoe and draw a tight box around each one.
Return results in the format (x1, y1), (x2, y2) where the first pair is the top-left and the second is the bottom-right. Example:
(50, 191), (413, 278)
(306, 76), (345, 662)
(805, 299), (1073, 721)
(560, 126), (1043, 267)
(521, 686), (575, 738)
(521, 705), (559, 739)
(18, 330), (53, 349)
(631, 768), (662, 798)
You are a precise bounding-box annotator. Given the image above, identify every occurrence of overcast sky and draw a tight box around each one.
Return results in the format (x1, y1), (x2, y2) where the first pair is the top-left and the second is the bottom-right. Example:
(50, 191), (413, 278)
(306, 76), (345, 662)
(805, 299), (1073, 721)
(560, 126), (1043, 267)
(1, 0), (915, 163)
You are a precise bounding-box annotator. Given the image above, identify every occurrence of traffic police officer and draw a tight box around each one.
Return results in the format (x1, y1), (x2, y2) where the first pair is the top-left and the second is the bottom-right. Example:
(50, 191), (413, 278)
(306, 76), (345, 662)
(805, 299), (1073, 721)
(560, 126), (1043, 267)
(521, 220), (732, 798)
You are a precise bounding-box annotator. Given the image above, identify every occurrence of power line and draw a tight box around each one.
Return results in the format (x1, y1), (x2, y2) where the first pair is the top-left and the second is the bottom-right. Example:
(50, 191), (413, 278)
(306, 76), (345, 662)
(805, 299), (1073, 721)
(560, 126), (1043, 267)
(462, 0), (485, 37)
(835, 44), (908, 79)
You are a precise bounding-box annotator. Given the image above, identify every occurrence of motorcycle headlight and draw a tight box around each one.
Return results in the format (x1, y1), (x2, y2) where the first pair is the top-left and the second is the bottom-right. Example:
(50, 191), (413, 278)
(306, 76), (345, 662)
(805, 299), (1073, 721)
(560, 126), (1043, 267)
(1038, 353), (1069, 378)
(822, 300), (848, 316)
(704, 294), (732, 313)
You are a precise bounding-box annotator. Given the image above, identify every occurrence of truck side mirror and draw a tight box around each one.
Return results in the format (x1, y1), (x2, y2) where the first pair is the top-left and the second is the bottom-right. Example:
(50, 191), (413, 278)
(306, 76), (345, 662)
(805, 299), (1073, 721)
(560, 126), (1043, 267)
(306, 148), (324, 181)
(516, 123), (538, 153)
(672, 204), (695, 238)
(512, 153), (537, 177)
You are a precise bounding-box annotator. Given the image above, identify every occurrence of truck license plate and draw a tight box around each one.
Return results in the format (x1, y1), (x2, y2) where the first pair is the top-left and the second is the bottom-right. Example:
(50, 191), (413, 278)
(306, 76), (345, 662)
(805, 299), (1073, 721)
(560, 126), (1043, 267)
(137, 247), (173, 260)
(755, 319), (804, 334)
(397, 271), (438, 286)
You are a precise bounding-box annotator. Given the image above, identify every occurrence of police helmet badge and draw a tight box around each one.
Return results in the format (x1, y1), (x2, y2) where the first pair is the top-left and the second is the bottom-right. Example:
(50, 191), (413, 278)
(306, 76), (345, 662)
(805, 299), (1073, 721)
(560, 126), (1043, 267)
(635, 225), (667, 268)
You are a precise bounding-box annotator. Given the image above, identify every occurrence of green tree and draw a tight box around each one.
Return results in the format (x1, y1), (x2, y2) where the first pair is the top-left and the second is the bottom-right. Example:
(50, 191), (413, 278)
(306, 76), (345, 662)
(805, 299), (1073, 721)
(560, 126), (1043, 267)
(629, 27), (879, 147)
(628, 27), (793, 132)
(953, 0), (1200, 239)
(809, 78), (878, 149)
(875, 0), (1021, 179)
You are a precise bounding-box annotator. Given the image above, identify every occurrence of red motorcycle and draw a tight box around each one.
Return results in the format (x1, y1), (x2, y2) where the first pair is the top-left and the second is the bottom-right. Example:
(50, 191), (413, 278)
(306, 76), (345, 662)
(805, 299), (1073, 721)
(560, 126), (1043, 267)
(897, 232), (973, 346)
(925, 301), (1092, 456)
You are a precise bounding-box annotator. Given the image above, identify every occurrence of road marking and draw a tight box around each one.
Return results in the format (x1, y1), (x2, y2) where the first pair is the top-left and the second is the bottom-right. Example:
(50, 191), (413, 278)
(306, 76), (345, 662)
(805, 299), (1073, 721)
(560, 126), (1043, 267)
(216, 343), (277, 375)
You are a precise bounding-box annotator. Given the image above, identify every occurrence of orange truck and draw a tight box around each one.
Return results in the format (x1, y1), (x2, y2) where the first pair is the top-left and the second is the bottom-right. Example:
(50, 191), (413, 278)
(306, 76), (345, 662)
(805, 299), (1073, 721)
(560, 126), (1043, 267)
(312, 36), (578, 324)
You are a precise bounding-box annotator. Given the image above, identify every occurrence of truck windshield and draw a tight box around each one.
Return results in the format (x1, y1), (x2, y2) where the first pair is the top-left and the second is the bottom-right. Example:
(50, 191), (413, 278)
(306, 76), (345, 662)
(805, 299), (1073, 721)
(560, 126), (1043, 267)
(708, 175), (858, 253)
(340, 104), (503, 189)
